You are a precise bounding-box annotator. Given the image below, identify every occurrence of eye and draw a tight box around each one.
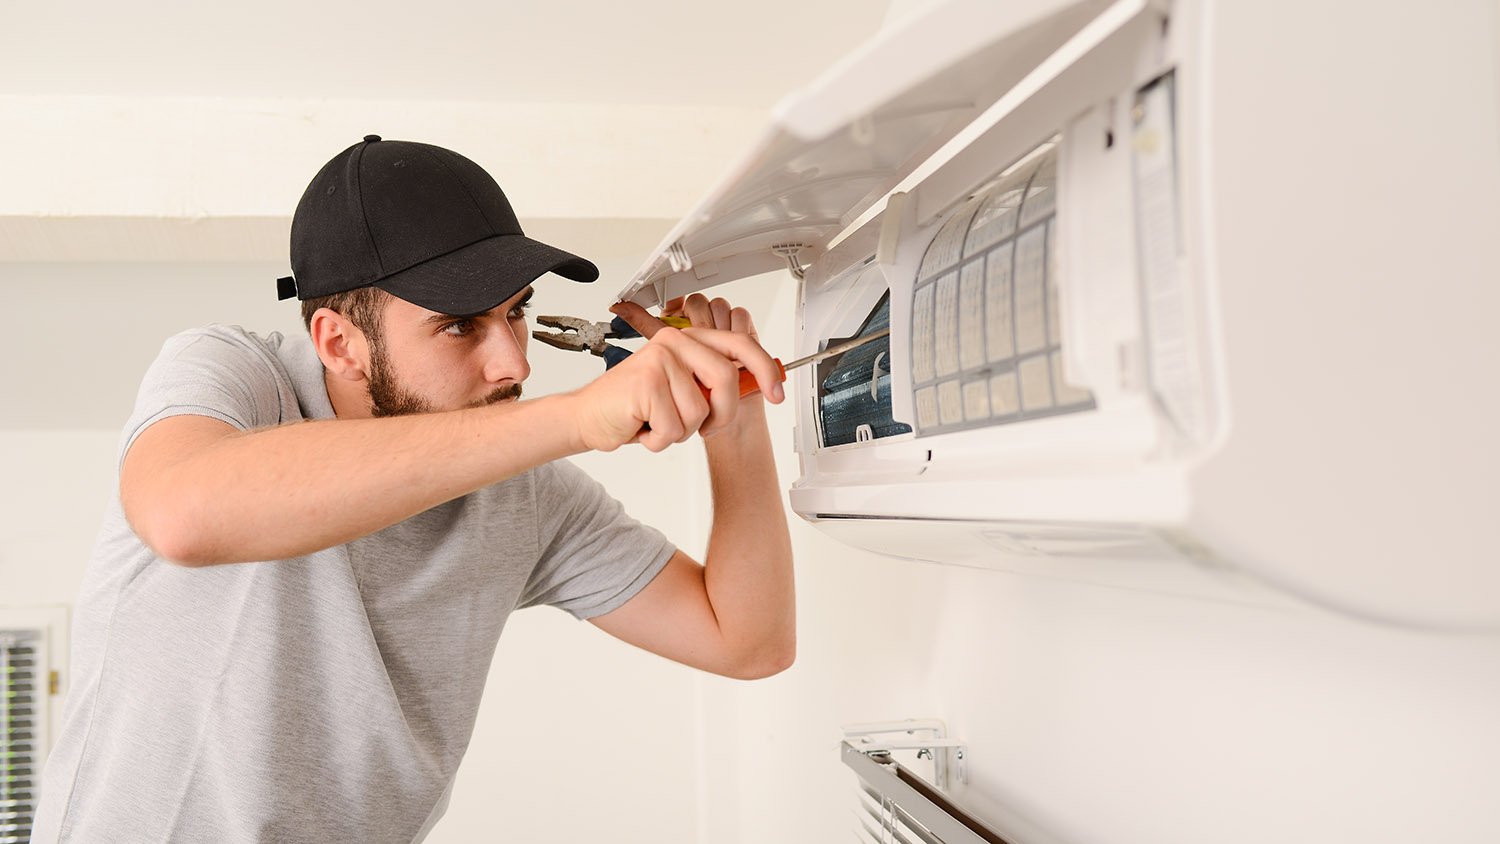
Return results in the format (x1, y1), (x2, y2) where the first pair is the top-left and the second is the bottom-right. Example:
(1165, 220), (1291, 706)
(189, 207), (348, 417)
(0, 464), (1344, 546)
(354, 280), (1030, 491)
(507, 299), (533, 320)
(441, 319), (475, 337)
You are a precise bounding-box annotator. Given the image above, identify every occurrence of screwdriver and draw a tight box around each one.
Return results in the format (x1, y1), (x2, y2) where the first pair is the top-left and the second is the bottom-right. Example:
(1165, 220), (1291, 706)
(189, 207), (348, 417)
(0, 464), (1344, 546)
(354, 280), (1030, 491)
(634, 326), (892, 439)
(538, 311), (891, 400)
(712, 327), (892, 400)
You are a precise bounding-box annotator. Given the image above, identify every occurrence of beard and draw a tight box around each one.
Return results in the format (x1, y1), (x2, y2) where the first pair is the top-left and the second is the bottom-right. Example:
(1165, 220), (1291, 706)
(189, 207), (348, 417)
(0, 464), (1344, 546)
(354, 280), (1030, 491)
(366, 339), (522, 418)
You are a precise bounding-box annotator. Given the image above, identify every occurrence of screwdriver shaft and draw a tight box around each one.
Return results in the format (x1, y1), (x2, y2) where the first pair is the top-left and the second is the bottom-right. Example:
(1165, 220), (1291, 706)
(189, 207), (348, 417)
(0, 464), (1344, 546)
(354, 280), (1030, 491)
(781, 328), (891, 373)
(729, 327), (890, 399)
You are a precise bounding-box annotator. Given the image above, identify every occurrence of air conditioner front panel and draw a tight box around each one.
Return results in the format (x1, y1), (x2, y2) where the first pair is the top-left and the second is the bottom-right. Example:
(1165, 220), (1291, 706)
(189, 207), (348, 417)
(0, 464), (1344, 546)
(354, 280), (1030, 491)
(617, 0), (1115, 309)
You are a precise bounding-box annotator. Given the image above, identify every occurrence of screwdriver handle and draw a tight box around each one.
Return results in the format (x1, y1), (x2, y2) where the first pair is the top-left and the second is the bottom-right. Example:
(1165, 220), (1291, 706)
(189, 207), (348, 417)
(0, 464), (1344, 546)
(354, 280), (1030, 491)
(727, 358), (787, 399)
(692, 360), (785, 401)
(609, 314), (780, 396)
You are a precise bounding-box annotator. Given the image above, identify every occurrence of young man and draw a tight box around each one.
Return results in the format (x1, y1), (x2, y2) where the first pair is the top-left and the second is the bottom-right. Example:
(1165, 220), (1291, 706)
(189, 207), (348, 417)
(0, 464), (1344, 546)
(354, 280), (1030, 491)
(31, 135), (794, 843)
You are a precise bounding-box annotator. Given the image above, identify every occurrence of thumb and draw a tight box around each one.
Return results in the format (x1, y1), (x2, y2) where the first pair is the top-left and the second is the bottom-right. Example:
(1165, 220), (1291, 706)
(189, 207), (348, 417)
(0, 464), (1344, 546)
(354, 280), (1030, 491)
(609, 301), (667, 340)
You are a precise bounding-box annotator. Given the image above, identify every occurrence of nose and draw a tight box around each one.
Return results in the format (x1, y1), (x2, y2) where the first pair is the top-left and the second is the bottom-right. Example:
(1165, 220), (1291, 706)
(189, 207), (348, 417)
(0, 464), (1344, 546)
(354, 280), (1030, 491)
(481, 319), (531, 385)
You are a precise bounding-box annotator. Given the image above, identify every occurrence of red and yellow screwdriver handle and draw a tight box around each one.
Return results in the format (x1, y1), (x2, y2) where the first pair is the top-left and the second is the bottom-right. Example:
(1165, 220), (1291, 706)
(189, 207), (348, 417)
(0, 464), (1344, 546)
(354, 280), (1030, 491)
(628, 314), (787, 400)
(729, 358), (787, 399)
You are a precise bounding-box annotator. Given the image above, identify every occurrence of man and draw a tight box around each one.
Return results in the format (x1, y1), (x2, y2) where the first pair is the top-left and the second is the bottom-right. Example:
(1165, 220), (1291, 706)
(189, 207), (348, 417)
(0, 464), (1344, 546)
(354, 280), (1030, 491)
(31, 135), (794, 843)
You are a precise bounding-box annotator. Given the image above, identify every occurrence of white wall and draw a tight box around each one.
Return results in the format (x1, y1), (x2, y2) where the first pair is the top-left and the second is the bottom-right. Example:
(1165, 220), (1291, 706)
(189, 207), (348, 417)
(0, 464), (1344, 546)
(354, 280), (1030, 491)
(713, 542), (1500, 843)
(694, 279), (1500, 843)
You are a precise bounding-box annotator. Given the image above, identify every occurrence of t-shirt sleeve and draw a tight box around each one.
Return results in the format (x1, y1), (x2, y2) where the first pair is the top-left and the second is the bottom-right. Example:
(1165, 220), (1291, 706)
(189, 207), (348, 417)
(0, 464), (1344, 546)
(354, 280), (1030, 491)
(118, 327), (288, 468)
(521, 459), (677, 620)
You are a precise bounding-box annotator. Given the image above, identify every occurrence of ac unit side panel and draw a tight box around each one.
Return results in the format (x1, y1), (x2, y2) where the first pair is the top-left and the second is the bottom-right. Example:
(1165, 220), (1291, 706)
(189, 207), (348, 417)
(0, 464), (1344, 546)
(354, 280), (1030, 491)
(1179, 0), (1500, 630)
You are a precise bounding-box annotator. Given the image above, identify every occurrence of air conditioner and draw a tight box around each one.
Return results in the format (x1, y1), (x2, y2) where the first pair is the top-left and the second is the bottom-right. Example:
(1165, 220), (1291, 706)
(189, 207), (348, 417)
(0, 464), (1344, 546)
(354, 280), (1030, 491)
(616, 0), (1500, 630)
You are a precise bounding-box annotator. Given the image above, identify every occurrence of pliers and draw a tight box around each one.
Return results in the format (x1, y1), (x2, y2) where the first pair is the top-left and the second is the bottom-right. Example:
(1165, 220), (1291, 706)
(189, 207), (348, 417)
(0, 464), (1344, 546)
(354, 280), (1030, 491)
(531, 314), (690, 369)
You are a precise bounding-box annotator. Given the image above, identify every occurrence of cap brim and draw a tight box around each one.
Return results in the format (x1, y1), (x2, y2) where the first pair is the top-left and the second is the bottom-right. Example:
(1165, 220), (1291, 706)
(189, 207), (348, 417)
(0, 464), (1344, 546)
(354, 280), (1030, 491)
(373, 233), (598, 316)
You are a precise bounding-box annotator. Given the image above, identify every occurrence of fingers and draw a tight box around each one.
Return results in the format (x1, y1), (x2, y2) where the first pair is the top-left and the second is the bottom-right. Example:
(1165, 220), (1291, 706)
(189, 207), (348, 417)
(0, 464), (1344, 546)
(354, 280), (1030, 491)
(643, 329), (738, 433)
(651, 293), (754, 334)
(680, 326), (784, 403)
(671, 293), (737, 331)
(680, 294), (715, 328)
(729, 305), (757, 340)
(623, 330), (717, 449)
(590, 296), (779, 453)
(709, 297), (732, 330)
(659, 345), (712, 443)
(608, 301), (666, 340)
(634, 361), (682, 452)
(661, 294), (783, 403)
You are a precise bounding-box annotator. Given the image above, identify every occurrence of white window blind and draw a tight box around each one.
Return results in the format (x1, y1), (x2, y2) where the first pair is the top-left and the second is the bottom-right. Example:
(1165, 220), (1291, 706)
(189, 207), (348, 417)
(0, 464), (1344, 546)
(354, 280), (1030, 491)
(1, 630), (41, 844)
(0, 607), (65, 844)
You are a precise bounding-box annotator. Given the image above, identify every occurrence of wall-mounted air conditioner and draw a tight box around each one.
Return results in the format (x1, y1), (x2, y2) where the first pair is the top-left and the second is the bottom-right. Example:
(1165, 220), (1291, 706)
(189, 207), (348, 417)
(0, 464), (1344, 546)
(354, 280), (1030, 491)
(617, 0), (1500, 630)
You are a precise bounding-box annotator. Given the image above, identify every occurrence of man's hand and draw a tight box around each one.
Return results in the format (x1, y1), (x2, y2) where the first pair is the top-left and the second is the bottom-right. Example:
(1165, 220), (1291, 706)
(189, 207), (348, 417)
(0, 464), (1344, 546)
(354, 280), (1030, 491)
(588, 293), (796, 678)
(648, 293), (783, 426)
(568, 296), (783, 453)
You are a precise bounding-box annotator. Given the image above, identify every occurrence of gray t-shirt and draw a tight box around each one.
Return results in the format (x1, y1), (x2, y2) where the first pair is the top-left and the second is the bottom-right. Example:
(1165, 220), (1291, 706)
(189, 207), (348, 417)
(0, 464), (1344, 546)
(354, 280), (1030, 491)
(31, 325), (676, 844)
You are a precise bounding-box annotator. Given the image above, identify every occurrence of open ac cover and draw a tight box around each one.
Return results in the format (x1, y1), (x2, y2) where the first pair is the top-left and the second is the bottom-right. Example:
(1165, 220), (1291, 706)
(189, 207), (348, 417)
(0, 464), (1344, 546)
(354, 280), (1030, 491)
(618, 0), (1500, 631)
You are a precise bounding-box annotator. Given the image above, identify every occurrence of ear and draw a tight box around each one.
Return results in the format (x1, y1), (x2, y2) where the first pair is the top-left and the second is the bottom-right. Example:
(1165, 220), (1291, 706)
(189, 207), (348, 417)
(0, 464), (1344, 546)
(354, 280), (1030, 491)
(308, 307), (370, 382)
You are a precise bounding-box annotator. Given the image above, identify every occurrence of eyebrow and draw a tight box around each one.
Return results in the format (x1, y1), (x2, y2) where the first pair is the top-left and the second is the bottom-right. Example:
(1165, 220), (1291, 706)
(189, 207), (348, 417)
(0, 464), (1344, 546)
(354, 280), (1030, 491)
(421, 286), (535, 326)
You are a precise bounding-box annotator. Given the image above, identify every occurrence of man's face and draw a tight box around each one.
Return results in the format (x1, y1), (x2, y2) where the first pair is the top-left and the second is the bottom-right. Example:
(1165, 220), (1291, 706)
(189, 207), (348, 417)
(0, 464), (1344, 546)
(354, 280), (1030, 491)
(365, 285), (534, 417)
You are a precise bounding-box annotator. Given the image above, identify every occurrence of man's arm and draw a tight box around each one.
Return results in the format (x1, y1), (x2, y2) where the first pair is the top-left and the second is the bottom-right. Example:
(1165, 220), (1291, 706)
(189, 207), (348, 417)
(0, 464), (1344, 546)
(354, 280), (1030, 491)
(589, 296), (795, 680)
(123, 397), (580, 565)
(124, 318), (783, 567)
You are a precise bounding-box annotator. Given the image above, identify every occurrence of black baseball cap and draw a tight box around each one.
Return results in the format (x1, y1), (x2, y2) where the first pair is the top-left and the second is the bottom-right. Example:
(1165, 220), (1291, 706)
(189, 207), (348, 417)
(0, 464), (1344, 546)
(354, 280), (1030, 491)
(278, 134), (598, 315)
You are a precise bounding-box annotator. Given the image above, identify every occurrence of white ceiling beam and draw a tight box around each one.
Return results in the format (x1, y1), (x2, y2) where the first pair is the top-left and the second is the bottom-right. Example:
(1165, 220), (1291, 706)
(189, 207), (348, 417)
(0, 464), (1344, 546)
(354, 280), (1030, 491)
(0, 95), (766, 261)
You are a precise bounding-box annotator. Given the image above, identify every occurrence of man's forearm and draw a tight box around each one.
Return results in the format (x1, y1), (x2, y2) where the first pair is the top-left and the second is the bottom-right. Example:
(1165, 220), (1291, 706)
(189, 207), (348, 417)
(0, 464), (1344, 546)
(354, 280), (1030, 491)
(700, 403), (796, 673)
(125, 394), (584, 565)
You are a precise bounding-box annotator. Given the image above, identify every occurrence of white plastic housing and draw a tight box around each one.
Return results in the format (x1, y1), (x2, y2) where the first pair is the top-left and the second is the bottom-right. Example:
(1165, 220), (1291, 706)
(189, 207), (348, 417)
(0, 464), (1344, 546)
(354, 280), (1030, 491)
(621, 0), (1500, 630)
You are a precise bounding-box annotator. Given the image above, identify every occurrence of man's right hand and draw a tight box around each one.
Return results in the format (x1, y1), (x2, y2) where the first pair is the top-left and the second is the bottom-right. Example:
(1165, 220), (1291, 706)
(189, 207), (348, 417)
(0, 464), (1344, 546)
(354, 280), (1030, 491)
(567, 316), (784, 453)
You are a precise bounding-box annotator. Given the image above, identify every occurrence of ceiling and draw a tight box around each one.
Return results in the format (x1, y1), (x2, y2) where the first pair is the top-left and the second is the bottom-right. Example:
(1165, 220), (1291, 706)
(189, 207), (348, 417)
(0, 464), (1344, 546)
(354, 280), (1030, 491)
(1, 0), (894, 108)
